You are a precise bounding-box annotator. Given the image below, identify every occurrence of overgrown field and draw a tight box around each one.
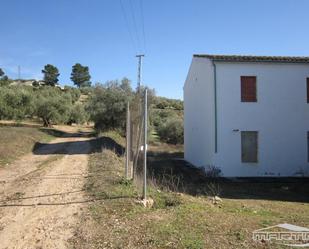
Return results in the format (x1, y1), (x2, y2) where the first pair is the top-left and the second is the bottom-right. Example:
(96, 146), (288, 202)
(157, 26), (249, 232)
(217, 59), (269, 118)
(0, 124), (55, 166)
(71, 134), (309, 249)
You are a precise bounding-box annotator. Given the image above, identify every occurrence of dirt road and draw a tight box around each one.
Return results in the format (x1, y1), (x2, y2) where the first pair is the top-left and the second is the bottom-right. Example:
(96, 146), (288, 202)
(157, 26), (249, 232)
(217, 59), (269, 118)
(0, 127), (94, 249)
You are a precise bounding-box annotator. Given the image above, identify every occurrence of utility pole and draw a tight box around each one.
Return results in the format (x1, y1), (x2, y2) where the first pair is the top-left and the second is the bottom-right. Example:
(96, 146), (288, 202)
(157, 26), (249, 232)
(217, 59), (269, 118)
(18, 65), (21, 80)
(125, 101), (131, 179)
(143, 88), (148, 200)
(136, 54), (144, 92)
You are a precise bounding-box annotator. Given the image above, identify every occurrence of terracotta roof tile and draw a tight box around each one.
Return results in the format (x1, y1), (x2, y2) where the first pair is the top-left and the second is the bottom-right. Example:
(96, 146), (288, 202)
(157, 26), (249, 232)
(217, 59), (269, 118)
(193, 54), (309, 63)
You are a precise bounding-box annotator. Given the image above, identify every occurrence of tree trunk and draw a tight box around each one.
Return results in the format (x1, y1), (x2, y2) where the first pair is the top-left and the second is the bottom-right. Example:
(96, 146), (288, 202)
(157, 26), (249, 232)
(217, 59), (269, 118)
(43, 118), (52, 127)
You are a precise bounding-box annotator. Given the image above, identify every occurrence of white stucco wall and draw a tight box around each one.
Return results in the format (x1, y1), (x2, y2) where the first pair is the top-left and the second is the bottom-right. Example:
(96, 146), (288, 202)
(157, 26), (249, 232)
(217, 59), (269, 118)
(214, 62), (309, 176)
(184, 57), (215, 167)
(184, 58), (309, 177)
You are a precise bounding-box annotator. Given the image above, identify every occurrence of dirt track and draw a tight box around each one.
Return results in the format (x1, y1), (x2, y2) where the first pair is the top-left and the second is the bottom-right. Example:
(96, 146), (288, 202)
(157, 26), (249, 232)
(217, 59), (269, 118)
(0, 127), (93, 249)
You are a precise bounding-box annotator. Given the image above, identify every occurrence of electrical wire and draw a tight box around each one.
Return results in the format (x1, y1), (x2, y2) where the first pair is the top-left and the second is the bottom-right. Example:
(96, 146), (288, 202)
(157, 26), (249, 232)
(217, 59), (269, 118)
(139, 0), (146, 53)
(119, 0), (146, 54)
(119, 0), (138, 54)
(128, 0), (142, 53)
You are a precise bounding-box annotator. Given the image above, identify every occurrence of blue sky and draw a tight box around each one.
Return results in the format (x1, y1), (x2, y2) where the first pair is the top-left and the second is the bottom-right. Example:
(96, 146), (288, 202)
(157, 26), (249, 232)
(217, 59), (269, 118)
(1, 0), (309, 99)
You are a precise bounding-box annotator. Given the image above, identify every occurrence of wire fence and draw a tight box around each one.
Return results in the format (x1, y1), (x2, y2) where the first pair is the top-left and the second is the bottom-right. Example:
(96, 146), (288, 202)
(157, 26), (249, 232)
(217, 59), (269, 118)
(130, 92), (143, 179)
(125, 90), (148, 181)
(125, 88), (155, 201)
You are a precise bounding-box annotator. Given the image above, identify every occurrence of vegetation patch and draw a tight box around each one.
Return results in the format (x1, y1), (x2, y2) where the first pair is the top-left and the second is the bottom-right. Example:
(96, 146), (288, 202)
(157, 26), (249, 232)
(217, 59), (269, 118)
(0, 126), (56, 166)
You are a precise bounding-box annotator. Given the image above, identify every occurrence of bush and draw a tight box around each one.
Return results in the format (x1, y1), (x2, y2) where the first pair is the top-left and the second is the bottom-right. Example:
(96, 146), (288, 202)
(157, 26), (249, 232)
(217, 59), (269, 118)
(0, 69), (11, 87)
(33, 86), (84, 127)
(79, 86), (94, 95)
(154, 96), (183, 110)
(68, 103), (89, 125)
(36, 93), (72, 127)
(0, 85), (85, 127)
(150, 109), (178, 128)
(203, 165), (222, 178)
(0, 77), (10, 87)
(157, 117), (183, 144)
(0, 86), (35, 120)
(63, 86), (81, 103)
(87, 83), (131, 132)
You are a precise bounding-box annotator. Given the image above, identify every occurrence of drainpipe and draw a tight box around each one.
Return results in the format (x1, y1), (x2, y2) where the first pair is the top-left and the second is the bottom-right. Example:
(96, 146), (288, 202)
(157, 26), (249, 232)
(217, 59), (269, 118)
(213, 61), (218, 153)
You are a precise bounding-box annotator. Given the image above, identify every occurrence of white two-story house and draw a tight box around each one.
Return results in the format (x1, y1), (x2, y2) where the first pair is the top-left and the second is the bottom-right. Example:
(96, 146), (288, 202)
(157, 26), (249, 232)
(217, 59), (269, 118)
(184, 54), (309, 177)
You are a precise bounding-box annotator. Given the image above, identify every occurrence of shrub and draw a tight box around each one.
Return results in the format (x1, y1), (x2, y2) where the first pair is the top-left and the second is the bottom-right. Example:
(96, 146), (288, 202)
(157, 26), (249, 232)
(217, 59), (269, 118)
(0, 86), (35, 120)
(203, 165), (222, 178)
(0, 68), (11, 87)
(33, 87), (74, 127)
(154, 96), (183, 110)
(64, 86), (81, 103)
(87, 83), (131, 132)
(0, 85), (79, 127)
(79, 86), (94, 95)
(68, 103), (89, 125)
(157, 117), (183, 144)
(36, 95), (72, 127)
(150, 109), (178, 128)
(0, 77), (10, 87)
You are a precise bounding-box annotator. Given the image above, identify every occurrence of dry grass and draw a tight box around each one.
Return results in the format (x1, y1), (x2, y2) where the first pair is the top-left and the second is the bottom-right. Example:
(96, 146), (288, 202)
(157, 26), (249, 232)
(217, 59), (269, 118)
(0, 122), (95, 167)
(71, 135), (309, 249)
(148, 142), (183, 154)
(0, 125), (55, 166)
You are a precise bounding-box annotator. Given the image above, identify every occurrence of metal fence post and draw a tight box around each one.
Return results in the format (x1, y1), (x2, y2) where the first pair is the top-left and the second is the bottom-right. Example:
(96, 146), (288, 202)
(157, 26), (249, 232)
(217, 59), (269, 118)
(143, 89), (148, 200)
(125, 101), (130, 179)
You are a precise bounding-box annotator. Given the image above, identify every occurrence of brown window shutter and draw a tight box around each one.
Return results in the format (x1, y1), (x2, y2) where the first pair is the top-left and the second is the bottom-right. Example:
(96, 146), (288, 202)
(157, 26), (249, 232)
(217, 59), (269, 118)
(241, 76), (257, 102)
(307, 78), (309, 103)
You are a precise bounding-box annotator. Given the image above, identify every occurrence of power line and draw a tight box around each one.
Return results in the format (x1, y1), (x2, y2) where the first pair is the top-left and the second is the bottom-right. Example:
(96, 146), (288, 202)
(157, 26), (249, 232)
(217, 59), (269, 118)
(139, 0), (146, 53)
(128, 0), (142, 52)
(119, 0), (146, 54)
(119, 0), (138, 54)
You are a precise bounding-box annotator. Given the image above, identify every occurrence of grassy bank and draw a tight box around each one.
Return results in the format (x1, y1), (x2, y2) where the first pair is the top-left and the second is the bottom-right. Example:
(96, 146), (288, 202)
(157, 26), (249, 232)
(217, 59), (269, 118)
(0, 125), (55, 166)
(71, 134), (309, 249)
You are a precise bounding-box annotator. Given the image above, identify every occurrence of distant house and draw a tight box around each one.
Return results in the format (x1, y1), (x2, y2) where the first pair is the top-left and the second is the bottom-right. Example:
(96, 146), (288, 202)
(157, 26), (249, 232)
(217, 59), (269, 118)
(10, 79), (36, 86)
(10, 79), (45, 87)
(33, 80), (47, 86)
(184, 54), (309, 177)
(10, 79), (64, 89)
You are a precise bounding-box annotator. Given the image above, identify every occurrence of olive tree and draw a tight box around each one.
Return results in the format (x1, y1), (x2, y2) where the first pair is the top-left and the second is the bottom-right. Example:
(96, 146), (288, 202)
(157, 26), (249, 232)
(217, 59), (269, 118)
(157, 117), (184, 144)
(0, 86), (34, 120)
(34, 87), (72, 127)
(87, 82), (132, 132)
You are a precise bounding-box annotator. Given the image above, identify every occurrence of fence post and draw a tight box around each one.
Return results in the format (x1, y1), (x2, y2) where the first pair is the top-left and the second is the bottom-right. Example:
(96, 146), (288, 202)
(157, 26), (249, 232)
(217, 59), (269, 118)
(125, 101), (130, 179)
(143, 89), (148, 200)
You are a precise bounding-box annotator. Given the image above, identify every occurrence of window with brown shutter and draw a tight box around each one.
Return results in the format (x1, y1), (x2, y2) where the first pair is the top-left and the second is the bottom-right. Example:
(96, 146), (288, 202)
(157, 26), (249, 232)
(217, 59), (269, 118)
(307, 78), (309, 103)
(241, 76), (257, 102)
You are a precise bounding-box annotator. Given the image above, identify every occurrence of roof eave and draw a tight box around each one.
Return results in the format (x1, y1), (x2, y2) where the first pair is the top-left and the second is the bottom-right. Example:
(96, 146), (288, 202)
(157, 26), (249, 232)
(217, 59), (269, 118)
(193, 54), (309, 64)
